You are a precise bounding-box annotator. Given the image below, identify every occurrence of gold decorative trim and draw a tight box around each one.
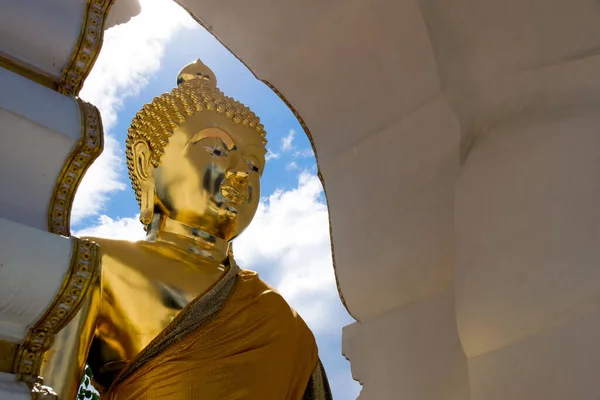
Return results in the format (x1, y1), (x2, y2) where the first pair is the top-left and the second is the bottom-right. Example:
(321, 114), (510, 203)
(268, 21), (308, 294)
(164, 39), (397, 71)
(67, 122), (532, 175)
(0, 55), (58, 91)
(13, 239), (100, 392)
(48, 99), (104, 235)
(0, 340), (18, 373)
(58, 0), (115, 96)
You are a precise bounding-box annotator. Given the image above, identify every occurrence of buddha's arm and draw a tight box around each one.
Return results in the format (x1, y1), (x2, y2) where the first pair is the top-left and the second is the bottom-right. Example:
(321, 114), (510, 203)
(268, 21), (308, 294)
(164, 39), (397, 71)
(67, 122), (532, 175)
(38, 263), (102, 400)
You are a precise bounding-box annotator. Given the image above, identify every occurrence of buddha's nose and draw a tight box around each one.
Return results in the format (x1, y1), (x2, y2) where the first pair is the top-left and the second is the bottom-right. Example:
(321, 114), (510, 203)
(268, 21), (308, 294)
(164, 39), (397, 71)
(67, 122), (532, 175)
(225, 170), (248, 185)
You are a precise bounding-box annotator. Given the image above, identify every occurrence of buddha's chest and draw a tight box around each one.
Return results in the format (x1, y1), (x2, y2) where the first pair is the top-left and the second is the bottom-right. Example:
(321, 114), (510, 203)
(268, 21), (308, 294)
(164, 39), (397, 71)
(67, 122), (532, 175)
(89, 272), (186, 388)
(99, 272), (186, 354)
(87, 249), (223, 390)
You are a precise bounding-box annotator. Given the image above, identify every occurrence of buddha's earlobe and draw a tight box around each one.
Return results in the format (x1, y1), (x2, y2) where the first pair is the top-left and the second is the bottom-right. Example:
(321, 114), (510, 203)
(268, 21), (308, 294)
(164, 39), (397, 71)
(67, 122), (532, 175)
(139, 180), (155, 226)
(133, 140), (155, 225)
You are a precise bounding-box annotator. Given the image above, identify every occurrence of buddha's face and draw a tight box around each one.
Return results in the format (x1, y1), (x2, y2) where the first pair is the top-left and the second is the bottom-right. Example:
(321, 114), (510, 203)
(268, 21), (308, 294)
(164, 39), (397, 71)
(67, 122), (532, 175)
(151, 123), (265, 241)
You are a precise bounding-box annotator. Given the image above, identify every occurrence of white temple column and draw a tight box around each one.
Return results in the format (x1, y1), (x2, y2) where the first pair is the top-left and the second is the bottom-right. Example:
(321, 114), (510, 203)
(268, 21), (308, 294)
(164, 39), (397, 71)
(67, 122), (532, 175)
(0, 61), (89, 399)
(332, 97), (470, 400)
(0, 1), (139, 397)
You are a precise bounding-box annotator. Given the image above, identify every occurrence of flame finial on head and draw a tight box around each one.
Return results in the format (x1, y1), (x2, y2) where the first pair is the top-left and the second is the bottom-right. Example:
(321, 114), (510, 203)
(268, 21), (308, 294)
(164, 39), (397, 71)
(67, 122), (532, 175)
(176, 59), (217, 88)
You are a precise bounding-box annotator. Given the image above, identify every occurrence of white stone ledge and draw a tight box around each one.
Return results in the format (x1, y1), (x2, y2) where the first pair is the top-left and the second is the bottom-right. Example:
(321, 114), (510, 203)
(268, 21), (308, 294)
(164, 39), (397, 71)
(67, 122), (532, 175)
(343, 289), (469, 400)
(468, 307), (600, 400)
(0, 0), (85, 78)
(0, 67), (80, 140)
(0, 373), (29, 400)
(0, 67), (81, 230)
(0, 218), (73, 342)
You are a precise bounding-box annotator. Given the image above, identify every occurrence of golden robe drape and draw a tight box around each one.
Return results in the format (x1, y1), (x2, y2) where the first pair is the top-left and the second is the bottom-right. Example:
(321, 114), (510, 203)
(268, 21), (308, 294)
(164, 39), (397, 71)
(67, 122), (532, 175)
(107, 267), (331, 400)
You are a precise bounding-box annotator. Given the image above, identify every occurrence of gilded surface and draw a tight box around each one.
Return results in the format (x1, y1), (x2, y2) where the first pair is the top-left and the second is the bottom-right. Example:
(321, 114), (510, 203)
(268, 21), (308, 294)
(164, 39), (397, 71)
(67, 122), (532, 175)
(48, 99), (104, 235)
(125, 60), (266, 218)
(40, 60), (330, 399)
(14, 238), (100, 398)
(0, 340), (18, 373)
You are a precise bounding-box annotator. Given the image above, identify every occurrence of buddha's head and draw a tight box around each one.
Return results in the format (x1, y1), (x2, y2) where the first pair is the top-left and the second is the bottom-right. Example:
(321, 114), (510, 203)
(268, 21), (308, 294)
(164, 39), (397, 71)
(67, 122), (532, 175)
(126, 60), (266, 242)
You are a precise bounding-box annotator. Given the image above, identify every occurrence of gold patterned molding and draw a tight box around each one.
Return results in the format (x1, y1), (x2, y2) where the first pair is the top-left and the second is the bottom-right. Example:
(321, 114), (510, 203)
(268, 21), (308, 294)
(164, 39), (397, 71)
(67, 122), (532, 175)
(0, 0), (114, 95)
(48, 99), (104, 236)
(58, 0), (115, 96)
(12, 238), (100, 397)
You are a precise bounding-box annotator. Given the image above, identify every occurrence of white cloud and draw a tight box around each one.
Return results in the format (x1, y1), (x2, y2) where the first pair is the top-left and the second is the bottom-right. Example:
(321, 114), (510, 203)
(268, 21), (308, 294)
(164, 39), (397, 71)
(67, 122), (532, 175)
(293, 148), (314, 159)
(281, 129), (296, 152)
(285, 161), (298, 171)
(72, 0), (195, 224)
(265, 148), (280, 161)
(74, 214), (146, 240)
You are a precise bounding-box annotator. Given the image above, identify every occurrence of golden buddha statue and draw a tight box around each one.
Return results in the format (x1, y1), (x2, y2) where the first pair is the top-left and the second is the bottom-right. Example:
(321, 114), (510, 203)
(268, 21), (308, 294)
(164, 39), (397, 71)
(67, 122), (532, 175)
(39, 60), (331, 400)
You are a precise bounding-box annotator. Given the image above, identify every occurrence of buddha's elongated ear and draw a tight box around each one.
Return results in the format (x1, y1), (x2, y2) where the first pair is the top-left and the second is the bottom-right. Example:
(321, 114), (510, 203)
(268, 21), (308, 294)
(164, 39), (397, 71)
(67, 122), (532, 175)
(133, 140), (152, 181)
(132, 140), (155, 225)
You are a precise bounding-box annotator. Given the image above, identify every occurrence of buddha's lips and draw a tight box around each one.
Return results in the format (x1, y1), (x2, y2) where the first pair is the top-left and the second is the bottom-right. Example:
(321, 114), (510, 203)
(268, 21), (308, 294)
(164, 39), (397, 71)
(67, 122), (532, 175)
(220, 185), (247, 204)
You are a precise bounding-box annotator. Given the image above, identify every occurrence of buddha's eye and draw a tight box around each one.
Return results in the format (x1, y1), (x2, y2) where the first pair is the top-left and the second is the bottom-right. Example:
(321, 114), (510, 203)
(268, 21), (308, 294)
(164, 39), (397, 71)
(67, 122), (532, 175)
(202, 145), (227, 157)
(246, 160), (260, 173)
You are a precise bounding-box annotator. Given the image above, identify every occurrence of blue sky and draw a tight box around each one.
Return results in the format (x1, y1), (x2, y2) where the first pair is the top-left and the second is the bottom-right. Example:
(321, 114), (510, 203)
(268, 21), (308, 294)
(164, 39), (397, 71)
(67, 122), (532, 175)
(74, 1), (360, 398)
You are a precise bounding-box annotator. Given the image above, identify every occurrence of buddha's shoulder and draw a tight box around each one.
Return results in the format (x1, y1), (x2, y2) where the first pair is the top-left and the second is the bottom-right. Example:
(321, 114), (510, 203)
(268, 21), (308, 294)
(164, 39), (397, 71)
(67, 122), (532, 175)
(235, 269), (306, 324)
(79, 236), (158, 271)
(82, 236), (144, 252)
(235, 268), (274, 295)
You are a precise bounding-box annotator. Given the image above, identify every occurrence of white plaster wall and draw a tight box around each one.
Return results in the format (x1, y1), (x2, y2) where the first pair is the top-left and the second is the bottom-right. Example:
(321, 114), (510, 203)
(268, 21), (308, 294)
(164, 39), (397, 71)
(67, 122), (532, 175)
(455, 111), (600, 398)
(455, 111), (600, 357)
(343, 289), (469, 400)
(0, 218), (73, 342)
(328, 97), (467, 398)
(324, 97), (460, 319)
(417, 0), (600, 154)
(468, 309), (600, 400)
(0, 67), (80, 230)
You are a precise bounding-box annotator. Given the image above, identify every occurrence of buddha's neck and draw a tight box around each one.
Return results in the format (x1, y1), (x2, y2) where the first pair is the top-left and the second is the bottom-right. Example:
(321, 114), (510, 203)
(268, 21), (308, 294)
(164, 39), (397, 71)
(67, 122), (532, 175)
(146, 214), (229, 264)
